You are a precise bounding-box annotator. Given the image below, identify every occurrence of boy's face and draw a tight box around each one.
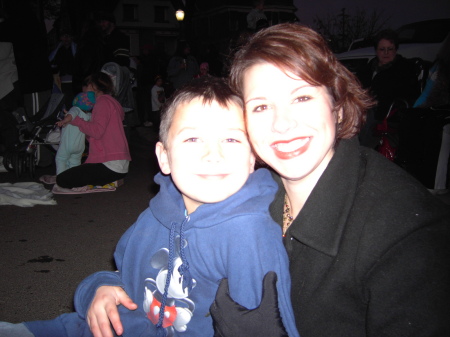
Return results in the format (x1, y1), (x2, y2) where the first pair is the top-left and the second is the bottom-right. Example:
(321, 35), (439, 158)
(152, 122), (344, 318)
(156, 98), (255, 214)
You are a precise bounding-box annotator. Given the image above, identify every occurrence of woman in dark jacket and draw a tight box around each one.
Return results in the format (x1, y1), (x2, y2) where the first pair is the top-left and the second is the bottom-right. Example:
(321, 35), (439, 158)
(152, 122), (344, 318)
(209, 23), (450, 337)
(357, 29), (420, 121)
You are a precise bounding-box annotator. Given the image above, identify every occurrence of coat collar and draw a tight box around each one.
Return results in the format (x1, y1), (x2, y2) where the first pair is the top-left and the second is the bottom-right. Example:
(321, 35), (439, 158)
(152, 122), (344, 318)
(271, 138), (362, 257)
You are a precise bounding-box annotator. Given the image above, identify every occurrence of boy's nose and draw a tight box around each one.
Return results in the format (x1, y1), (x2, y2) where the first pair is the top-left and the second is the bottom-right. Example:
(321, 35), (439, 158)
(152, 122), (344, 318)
(204, 142), (224, 162)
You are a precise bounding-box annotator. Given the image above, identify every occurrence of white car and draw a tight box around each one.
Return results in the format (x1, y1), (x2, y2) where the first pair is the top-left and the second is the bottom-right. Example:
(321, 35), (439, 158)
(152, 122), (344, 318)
(336, 18), (450, 73)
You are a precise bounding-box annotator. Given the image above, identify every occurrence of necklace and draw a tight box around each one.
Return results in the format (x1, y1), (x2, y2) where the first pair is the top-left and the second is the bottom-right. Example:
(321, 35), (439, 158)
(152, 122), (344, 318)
(283, 194), (294, 237)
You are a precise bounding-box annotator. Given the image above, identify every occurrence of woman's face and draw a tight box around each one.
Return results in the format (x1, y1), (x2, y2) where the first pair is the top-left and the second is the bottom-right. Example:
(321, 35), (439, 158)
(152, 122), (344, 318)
(376, 39), (397, 65)
(243, 62), (340, 184)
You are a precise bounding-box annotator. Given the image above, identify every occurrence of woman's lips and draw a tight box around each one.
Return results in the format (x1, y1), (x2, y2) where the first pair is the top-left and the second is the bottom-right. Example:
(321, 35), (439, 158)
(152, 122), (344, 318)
(271, 137), (311, 159)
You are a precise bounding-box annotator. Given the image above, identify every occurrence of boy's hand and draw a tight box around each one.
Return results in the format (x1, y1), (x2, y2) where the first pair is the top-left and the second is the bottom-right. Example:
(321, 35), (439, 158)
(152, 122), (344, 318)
(87, 286), (137, 337)
(56, 114), (73, 128)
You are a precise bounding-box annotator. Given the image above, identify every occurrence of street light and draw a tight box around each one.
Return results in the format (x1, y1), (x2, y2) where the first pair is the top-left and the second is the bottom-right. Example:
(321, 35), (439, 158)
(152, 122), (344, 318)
(176, 9), (185, 22)
(176, 9), (185, 39)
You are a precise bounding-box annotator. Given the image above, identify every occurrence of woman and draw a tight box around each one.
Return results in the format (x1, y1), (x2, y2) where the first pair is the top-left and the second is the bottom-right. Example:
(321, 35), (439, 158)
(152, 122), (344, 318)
(79, 24), (450, 337)
(55, 71), (131, 190)
(210, 23), (450, 336)
(357, 29), (420, 121)
(356, 30), (420, 148)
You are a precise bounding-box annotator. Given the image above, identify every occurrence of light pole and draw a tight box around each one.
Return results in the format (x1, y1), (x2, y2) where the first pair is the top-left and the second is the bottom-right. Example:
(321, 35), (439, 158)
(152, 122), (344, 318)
(176, 9), (185, 39)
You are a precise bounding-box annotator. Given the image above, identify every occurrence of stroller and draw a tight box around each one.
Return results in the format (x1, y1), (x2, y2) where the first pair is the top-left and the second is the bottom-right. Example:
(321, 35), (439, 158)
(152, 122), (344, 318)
(2, 92), (65, 178)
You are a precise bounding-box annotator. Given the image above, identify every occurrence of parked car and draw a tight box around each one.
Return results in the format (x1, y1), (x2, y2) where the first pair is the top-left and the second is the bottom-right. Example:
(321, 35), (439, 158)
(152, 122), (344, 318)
(336, 18), (450, 73)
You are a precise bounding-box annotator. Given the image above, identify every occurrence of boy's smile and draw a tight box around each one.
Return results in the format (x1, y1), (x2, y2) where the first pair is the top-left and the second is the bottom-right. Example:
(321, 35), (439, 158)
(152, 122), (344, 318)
(156, 98), (255, 214)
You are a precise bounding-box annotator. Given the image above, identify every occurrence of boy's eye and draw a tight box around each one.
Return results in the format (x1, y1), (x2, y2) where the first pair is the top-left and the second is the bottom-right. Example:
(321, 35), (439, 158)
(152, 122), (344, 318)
(184, 138), (199, 142)
(293, 96), (311, 103)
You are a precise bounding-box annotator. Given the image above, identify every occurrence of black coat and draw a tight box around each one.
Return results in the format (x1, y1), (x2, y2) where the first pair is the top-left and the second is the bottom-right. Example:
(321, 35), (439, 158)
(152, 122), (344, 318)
(357, 55), (420, 120)
(270, 138), (450, 337)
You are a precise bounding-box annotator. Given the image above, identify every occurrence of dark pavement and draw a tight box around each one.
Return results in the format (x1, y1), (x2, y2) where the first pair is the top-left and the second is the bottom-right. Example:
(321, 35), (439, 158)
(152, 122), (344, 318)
(1, 127), (449, 324)
(0, 127), (160, 323)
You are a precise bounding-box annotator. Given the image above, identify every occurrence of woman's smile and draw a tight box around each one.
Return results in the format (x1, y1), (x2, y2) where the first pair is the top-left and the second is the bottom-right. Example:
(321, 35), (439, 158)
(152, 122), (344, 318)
(271, 137), (311, 159)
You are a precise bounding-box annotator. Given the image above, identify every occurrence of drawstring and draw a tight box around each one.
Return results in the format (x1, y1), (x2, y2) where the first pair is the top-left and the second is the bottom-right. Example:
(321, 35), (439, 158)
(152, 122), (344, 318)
(156, 222), (176, 335)
(156, 215), (193, 335)
(178, 215), (194, 292)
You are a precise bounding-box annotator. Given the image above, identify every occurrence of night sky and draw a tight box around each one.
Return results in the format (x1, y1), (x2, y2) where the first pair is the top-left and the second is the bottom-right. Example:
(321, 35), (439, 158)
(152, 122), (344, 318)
(293, 0), (450, 29)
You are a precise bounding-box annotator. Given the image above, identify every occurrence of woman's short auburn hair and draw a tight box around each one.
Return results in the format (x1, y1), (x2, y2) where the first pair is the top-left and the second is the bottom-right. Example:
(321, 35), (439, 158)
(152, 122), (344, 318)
(229, 23), (374, 139)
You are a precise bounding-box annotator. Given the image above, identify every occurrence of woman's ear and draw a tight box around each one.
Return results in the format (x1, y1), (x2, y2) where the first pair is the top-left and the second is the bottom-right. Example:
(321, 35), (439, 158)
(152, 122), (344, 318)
(336, 109), (343, 124)
(155, 142), (171, 175)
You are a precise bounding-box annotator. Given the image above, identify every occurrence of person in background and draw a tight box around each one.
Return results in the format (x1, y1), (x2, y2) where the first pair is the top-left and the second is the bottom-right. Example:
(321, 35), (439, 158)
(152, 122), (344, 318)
(413, 34), (450, 195)
(0, 0), (53, 116)
(53, 71), (130, 191)
(49, 30), (77, 108)
(55, 91), (96, 174)
(72, 19), (106, 94)
(0, 42), (20, 156)
(357, 29), (420, 147)
(247, 0), (267, 32)
(194, 62), (211, 78)
(167, 40), (199, 90)
(96, 12), (131, 68)
(39, 90), (96, 185)
(147, 75), (165, 129)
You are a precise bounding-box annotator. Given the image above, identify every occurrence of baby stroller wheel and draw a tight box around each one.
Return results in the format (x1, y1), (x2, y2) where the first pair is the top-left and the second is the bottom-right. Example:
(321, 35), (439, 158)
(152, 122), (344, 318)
(26, 153), (36, 178)
(2, 152), (15, 172)
(13, 152), (24, 178)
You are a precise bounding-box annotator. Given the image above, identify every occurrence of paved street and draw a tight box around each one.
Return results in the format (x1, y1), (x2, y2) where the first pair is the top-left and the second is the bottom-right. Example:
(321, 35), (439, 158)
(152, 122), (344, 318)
(0, 127), (160, 323)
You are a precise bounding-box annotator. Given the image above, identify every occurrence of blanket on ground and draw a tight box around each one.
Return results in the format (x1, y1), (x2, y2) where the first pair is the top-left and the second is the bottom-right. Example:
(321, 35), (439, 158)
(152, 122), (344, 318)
(0, 182), (57, 207)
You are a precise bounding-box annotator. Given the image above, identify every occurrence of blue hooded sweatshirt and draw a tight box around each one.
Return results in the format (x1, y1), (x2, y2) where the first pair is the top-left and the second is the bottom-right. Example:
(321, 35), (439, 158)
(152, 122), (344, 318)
(25, 168), (299, 337)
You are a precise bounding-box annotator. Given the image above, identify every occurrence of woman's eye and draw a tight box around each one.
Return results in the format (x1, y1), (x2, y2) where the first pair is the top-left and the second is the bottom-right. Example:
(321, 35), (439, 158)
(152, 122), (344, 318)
(294, 96), (311, 103)
(252, 105), (269, 112)
(225, 138), (240, 143)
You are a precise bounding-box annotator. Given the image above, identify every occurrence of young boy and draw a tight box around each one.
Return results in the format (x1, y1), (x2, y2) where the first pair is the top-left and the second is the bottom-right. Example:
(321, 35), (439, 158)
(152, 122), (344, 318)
(146, 75), (165, 129)
(0, 77), (298, 337)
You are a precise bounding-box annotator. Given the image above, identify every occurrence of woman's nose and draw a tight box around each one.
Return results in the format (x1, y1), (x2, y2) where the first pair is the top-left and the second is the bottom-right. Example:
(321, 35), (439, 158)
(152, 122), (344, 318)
(272, 108), (296, 133)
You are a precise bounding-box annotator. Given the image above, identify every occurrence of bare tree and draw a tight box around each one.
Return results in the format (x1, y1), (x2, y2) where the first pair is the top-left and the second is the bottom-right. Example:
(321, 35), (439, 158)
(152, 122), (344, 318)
(314, 8), (391, 53)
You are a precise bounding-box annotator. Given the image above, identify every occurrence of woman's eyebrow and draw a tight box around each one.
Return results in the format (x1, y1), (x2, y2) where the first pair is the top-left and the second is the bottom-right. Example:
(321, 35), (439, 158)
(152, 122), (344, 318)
(245, 84), (315, 104)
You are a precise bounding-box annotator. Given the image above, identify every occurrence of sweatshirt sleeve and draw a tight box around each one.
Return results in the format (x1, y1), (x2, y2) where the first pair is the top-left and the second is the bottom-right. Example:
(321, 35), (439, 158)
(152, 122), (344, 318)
(70, 96), (112, 139)
(67, 107), (91, 121)
(223, 214), (300, 337)
(74, 271), (124, 319)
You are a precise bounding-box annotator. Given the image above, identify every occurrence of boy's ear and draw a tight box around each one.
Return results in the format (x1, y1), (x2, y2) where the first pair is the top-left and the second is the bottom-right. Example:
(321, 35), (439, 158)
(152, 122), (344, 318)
(155, 142), (171, 175)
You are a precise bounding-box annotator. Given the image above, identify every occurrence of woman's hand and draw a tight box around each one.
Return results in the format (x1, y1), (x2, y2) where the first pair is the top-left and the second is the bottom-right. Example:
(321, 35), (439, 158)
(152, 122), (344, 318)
(56, 113), (73, 127)
(87, 286), (138, 337)
(210, 271), (288, 337)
